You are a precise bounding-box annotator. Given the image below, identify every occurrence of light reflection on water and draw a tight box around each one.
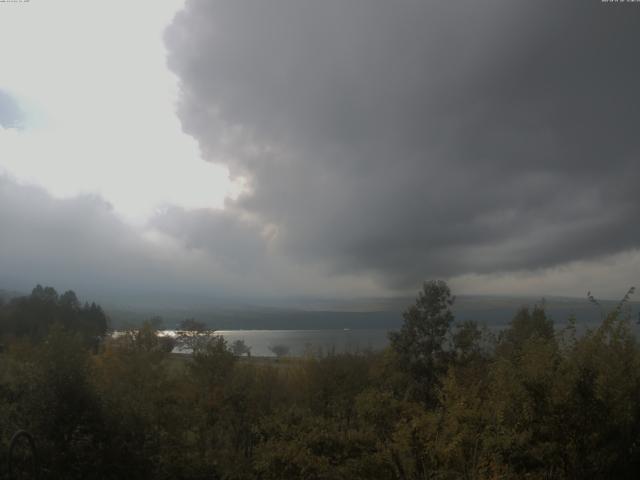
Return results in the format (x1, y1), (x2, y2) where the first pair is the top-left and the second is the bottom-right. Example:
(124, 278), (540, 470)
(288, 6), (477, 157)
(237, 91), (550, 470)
(115, 320), (610, 357)
(160, 329), (390, 357)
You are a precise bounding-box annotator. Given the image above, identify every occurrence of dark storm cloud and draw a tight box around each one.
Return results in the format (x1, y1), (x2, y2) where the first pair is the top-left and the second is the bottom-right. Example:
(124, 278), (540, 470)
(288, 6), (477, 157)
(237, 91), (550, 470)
(0, 176), (349, 300)
(0, 177), (272, 299)
(0, 90), (23, 128)
(165, 1), (640, 288)
(150, 205), (267, 274)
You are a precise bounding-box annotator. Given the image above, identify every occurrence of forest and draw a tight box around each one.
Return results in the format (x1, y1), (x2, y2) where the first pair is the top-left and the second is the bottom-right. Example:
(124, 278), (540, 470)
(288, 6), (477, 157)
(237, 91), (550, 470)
(1, 281), (640, 479)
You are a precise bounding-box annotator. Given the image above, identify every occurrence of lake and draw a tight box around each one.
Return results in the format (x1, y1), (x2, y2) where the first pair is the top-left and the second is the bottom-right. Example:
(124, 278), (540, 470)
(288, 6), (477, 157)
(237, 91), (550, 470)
(160, 329), (391, 357)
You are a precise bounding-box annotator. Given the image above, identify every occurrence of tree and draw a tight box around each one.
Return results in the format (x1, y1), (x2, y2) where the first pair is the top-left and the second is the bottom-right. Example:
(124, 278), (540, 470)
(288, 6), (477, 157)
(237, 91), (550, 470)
(158, 335), (176, 353)
(230, 339), (251, 357)
(178, 318), (207, 331)
(497, 304), (554, 358)
(269, 344), (290, 358)
(388, 280), (455, 406)
(176, 318), (215, 352)
(59, 290), (80, 309)
(191, 336), (236, 383)
(31, 284), (58, 303)
(0, 286), (108, 344)
(24, 325), (102, 476)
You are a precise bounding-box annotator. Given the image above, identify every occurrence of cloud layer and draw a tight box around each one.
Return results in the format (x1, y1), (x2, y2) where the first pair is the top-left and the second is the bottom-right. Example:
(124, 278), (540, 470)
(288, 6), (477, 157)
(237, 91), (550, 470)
(164, 0), (640, 289)
(1, 1), (639, 303)
(0, 175), (383, 301)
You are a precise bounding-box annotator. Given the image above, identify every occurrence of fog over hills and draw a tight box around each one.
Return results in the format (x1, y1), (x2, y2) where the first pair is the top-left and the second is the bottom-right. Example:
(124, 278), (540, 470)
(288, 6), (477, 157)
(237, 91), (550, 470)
(4, 283), (635, 330)
(101, 293), (638, 331)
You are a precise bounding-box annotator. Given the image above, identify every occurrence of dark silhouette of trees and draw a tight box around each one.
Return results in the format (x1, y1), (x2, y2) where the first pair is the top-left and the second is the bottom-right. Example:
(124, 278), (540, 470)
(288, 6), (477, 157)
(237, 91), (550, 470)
(268, 344), (290, 358)
(0, 285), (108, 344)
(178, 318), (207, 331)
(176, 317), (215, 351)
(231, 339), (251, 357)
(1, 281), (640, 479)
(388, 280), (455, 405)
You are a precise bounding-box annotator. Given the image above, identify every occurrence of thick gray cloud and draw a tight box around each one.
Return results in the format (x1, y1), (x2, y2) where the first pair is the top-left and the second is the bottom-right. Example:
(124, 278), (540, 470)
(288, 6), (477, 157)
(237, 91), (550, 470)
(0, 176), (380, 301)
(0, 176), (276, 301)
(165, 0), (640, 288)
(150, 205), (267, 274)
(0, 176), (181, 296)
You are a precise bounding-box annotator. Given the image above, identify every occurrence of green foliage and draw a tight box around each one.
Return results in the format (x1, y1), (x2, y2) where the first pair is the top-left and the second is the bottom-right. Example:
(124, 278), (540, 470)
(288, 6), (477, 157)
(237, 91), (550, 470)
(175, 318), (217, 352)
(2, 326), (104, 478)
(255, 408), (392, 480)
(498, 304), (555, 357)
(190, 335), (236, 384)
(388, 280), (455, 405)
(1, 282), (640, 479)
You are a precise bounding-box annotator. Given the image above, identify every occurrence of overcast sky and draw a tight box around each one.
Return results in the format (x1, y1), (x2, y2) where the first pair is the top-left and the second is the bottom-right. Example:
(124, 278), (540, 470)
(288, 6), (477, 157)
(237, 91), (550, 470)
(1, 0), (639, 302)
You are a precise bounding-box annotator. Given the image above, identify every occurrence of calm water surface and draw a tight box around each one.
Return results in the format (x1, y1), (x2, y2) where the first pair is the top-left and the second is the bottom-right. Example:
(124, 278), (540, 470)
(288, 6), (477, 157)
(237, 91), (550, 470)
(161, 329), (390, 357)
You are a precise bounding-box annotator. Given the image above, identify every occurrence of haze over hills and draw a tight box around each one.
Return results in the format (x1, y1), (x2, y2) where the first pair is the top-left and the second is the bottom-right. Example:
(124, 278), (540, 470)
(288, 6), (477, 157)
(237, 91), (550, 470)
(100, 293), (639, 331)
(0, 289), (21, 303)
(4, 284), (636, 331)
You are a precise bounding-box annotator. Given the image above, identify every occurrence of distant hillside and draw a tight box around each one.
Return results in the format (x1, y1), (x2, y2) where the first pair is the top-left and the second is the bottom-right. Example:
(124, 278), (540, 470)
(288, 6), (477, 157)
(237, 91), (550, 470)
(103, 294), (639, 331)
(4, 285), (635, 330)
(452, 295), (638, 328)
(106, 306), (402, 330)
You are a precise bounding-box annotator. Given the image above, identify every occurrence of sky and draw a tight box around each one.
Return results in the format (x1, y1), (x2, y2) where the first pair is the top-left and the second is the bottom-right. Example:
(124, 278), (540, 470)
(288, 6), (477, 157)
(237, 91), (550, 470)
(0, 0), (639, 303)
